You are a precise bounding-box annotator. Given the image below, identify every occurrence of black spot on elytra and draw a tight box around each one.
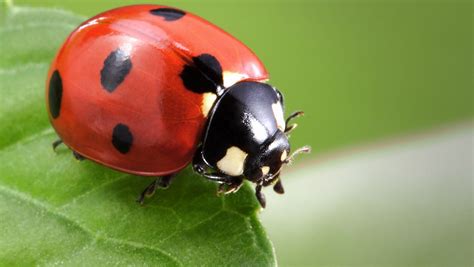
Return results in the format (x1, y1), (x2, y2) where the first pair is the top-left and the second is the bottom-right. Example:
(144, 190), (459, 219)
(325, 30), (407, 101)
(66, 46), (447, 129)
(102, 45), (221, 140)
(100, 49), (132, 92)
(150, 7), (185, 21)
(112, 123), (133, 154)
(180, 53), (223, 94)
(48, 70), (62, 119)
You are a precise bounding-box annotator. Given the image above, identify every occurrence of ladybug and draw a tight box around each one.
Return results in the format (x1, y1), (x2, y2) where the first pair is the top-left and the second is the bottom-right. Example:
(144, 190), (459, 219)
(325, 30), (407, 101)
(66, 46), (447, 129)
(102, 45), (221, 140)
(47, 5), (309, 208)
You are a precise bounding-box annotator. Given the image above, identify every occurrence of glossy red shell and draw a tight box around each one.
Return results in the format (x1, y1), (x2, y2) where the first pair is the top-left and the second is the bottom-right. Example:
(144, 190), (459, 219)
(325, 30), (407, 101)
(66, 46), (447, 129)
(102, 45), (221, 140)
(46, 5), (268, 176)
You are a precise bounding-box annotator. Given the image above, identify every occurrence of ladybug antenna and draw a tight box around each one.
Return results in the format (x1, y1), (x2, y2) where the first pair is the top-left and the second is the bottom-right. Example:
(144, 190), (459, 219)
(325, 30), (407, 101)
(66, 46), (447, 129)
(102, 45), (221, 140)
(283, 145), (311, 165)
(284, 110), (304, 134)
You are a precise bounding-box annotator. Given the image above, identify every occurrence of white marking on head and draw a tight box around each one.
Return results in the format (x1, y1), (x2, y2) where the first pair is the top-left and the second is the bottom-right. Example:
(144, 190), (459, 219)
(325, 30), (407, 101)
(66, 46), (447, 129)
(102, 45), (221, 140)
(223, 71), (247, 88)
(281, 150), (287, 162)
(217, 146), (248, 176)
(201, 92), (217, 117)
(272, 102), (285, 131)
(261, 166), (270, 176)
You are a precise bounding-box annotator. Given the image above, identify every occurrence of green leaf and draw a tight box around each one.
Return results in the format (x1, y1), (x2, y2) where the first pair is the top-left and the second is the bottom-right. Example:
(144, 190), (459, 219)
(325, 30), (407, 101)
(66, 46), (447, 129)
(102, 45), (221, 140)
(0, 4), (275, 266)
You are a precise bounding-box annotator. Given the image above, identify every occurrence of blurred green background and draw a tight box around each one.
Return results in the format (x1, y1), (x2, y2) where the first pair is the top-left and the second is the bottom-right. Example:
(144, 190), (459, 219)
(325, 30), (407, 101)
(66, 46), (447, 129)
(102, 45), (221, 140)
(4, 0), (474, 266)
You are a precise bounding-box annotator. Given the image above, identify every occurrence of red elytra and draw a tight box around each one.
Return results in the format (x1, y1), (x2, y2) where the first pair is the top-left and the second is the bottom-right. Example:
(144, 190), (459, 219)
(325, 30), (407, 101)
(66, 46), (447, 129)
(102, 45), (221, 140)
(47, 5), (268, 176)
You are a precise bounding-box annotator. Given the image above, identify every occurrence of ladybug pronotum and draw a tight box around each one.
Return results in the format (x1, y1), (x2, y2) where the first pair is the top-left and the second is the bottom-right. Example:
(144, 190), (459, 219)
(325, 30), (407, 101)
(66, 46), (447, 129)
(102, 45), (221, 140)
(46, 5), (310, 208)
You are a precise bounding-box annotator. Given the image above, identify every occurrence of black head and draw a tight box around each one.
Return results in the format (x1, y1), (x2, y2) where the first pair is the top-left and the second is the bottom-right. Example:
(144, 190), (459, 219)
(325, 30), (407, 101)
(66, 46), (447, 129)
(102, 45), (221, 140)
(197, 81), (310, 207)
(244, 130), (289, 185)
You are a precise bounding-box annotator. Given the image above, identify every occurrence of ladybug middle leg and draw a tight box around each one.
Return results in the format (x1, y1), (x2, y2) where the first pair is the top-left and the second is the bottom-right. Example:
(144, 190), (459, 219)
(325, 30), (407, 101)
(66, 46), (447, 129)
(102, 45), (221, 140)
(51, 138), (86, 161)
(72, 151), (86, 161)
(137, 174), (176, 205)
(255, 184), (266, 208)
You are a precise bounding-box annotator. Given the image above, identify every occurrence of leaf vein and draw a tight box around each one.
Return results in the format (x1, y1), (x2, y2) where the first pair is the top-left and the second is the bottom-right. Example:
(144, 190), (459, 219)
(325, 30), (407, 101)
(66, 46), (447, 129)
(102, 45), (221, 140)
(156, 197), (225, 246)
(58, 173), (131, 210)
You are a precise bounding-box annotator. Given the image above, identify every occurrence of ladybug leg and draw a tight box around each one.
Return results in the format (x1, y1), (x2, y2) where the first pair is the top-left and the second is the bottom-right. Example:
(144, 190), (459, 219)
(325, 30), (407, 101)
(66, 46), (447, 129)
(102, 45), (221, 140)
(217, 177), (243, 195)
(284, 110), (304, 134)
(192, 145), (244, 193)
(197, 172), (235, 183)
(255, 184), (266, 208)
(192, 145), (209, 175)
(137, 174), (176, 205)
(192, 145), (229, 181)
(52, 139), (63, 151)
(53, 139), (86, 162)
(72, 151), (86, 161)
(198, 171), (245, 192)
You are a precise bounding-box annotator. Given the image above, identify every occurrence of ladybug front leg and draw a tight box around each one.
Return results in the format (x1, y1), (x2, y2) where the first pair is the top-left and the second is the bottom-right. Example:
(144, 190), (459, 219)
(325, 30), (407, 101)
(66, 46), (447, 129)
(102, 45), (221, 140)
(192, 145), (209, 175)
(255, 184), (266, 208)
(137, 174), (176, 205)
(217, 177), (243, 195)
(193, 146), (244, 194)
(196, 169), (244, 194)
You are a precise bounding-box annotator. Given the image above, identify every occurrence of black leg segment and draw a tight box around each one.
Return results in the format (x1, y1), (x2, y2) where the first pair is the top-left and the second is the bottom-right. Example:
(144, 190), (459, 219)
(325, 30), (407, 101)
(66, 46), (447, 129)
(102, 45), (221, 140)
(137, 174), (176, 205)
(52, 139), (63, 151)
(285, 110), (304, 125)
(217, 177), (243, 195)
(255, 184), (266, 208)
(72, 151), (86, 161)
(192, 144), (208, 174)
(285, 110), (304, 134)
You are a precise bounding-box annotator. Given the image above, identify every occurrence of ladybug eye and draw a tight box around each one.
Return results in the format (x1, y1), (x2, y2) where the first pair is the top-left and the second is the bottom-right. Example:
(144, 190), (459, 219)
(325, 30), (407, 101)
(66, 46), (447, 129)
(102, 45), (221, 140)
(274, 87), (284, 105)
